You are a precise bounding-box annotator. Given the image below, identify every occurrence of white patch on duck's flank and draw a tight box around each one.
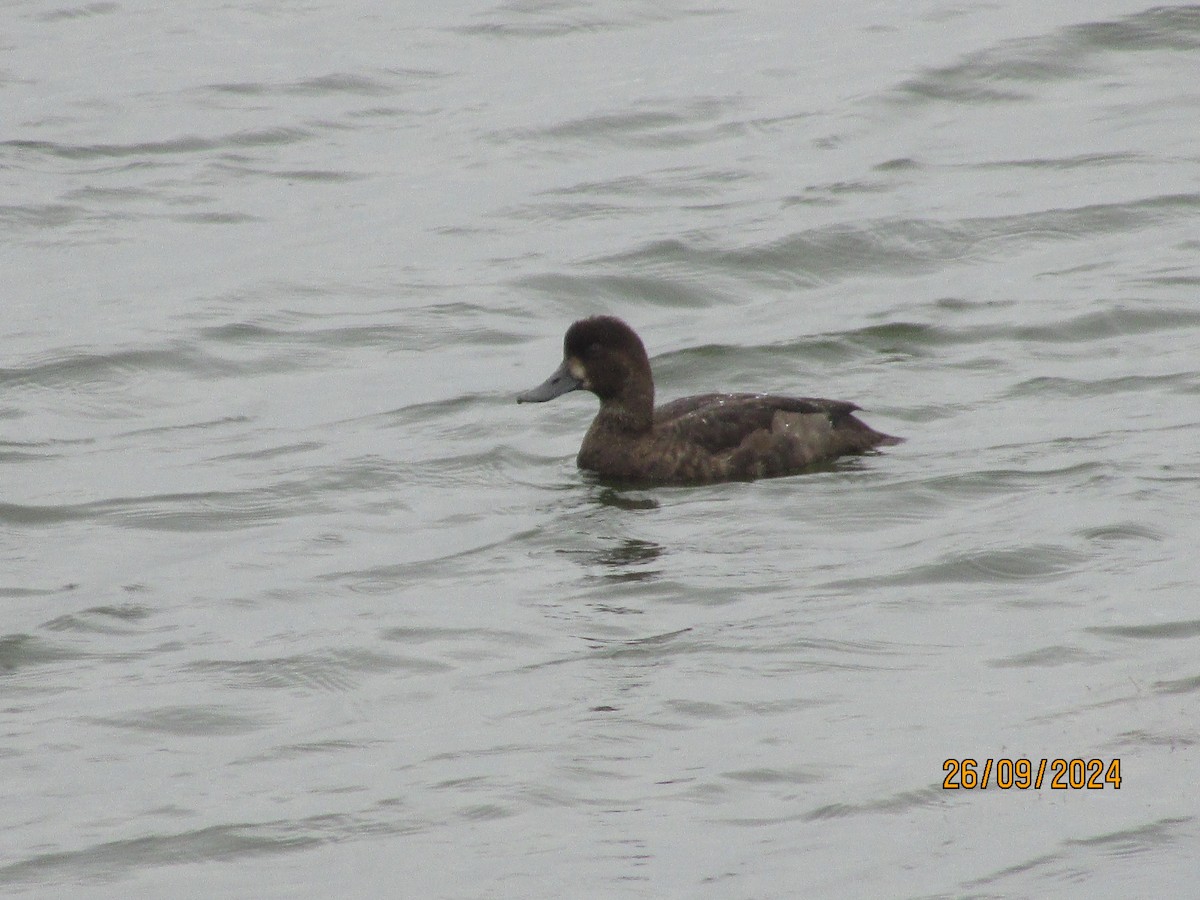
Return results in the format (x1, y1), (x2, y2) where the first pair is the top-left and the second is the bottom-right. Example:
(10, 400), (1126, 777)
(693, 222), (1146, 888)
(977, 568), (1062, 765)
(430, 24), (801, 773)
(774, 411), (833, 439)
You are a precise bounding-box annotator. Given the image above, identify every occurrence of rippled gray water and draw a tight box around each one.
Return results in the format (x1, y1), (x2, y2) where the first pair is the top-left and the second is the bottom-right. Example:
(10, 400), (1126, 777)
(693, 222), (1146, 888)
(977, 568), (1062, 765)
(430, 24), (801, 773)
(4, 1), (1199, 897)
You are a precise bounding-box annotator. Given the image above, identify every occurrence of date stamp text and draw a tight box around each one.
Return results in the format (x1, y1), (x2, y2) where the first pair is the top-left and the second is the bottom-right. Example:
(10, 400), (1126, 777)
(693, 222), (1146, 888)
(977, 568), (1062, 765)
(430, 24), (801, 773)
(942, 758), (1121, 790)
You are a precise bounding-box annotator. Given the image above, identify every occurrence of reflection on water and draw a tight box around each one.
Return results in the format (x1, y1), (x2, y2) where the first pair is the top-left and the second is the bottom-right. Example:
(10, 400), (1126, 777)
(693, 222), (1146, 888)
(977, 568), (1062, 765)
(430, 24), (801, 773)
(590, 485), (661, 510)
(592, 537), (664, 583)
(558, 535), (665, 585)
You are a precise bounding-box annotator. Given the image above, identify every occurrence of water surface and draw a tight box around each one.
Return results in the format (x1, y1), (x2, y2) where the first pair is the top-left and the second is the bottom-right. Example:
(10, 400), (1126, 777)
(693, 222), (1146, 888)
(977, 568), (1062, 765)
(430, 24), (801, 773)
(3, 1), (1199, 897)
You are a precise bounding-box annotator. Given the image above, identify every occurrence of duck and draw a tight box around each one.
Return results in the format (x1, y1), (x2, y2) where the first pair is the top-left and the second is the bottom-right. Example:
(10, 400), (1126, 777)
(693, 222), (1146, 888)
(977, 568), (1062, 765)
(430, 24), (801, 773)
(518, 316), (901, 485)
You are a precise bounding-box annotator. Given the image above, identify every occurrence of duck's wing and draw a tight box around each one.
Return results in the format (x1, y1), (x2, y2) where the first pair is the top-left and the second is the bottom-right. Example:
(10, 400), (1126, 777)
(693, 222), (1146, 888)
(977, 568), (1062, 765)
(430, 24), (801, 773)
(654, 393), (865, 455)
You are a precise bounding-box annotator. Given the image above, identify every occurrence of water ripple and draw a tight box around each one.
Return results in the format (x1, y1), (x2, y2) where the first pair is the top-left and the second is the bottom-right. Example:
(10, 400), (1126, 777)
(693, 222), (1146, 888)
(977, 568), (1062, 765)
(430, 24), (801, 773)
(3, 127), (312, 160)
(186, 649), (451, 692)
(0, 633), (90, 672)
(544, 193), (1200, 289)
(208, 72), (393, 96)
(1087, 619), (1200, 641)
(828, 544), (1087, 589)
(93, 704), (265, 736)
(0, 821), (322, 888)
(898, 6), (1200, 103)
(0, 486), (321, 531)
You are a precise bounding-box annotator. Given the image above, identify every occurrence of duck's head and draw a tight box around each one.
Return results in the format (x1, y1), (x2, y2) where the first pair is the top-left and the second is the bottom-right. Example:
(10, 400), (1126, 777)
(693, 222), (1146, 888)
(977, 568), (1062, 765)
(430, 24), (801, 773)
(518, 316), (652, 406)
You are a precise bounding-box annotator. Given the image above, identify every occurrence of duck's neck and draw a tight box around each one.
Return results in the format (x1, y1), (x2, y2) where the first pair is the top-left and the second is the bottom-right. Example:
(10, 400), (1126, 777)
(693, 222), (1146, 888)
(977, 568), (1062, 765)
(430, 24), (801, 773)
(597, 384), (654, 434)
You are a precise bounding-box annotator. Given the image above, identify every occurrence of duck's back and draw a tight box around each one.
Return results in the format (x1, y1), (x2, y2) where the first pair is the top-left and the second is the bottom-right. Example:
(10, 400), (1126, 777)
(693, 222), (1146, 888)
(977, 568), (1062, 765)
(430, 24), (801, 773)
(584, 392), (901, 484)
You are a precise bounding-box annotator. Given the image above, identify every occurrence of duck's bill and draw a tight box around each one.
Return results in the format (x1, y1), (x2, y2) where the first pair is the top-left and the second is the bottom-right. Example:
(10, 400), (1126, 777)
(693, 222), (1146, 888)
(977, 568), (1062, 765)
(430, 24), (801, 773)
(517, 360), (582, 403)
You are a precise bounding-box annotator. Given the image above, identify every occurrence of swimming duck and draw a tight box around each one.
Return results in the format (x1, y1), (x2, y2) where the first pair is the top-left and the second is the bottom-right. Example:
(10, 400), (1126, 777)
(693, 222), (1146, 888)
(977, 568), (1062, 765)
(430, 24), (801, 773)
(518, 316), (901, 485)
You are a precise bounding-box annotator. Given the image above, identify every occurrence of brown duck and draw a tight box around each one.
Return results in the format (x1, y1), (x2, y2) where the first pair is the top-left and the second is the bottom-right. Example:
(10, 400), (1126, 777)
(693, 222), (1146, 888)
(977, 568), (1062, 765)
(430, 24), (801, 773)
(518, 316), (901, 485)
